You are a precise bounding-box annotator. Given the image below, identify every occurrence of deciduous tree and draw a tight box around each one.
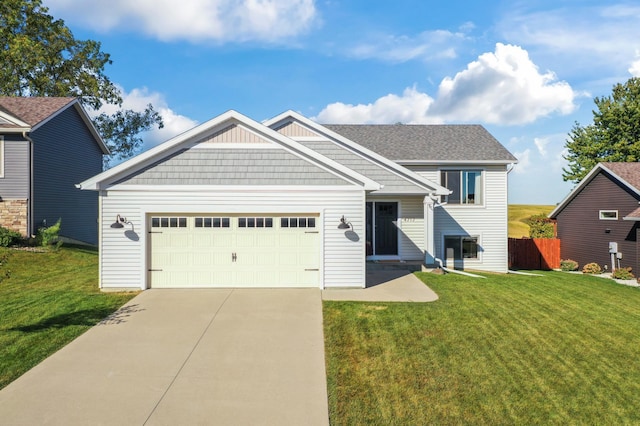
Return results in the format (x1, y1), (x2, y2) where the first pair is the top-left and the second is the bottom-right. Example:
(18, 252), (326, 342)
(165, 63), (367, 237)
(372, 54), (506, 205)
(0, 0), (163, 167)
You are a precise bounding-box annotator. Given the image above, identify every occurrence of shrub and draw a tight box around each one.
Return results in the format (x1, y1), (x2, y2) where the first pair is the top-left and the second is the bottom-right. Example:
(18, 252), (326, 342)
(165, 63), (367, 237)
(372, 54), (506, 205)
(560, 259), (579, 271)
(36, 219), (62, 250)
(582, 262), (602, 274)
(525, 214), (555, 239)
(0, 227), (22, 247)
(612, 267), (635, 280)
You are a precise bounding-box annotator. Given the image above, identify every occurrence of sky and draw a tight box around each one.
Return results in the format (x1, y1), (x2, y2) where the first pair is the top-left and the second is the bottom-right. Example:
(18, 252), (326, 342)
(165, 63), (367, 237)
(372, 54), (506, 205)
(43, 0), (640, 205)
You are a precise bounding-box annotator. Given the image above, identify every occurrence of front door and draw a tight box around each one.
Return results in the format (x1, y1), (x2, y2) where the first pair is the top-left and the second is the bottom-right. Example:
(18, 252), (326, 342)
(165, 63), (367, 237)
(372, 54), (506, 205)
(366, 202), (398, 256)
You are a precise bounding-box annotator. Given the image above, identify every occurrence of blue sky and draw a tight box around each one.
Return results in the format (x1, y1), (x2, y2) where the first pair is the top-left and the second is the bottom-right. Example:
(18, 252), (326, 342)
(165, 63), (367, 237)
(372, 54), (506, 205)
(44, 0), (640, 205)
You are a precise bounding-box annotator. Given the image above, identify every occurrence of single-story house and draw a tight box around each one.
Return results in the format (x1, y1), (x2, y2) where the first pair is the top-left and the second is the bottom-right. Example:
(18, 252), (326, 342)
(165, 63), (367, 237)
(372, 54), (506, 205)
(549, 162), (640, 272)
(0, 97), (108, 244)
(78, 110), (517, 290)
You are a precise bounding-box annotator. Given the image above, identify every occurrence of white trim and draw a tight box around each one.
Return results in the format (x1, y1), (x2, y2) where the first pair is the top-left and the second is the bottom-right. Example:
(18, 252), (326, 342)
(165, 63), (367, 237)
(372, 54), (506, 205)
(438, 168), (486, 207)
(78, 110), (381, 192)
(599, 210), (618, 220)
(398, 160), (517, 165)
(265, 110), (451, 195)
(0, 111), (30, 128)
(102, 184), (365, 192)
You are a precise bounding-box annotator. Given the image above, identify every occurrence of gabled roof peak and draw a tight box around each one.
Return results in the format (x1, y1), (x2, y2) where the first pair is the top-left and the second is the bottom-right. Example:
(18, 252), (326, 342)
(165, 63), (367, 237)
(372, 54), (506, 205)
(0, 97), (75, 127)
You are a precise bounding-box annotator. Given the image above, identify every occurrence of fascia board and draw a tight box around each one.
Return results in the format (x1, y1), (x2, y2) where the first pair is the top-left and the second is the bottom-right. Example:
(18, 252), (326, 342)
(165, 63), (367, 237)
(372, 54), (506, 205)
(0, 110), (30, 128)
(547, 163), (640, 219)
(79, 110), (382, 191)
(398, 159), (519, 166)
(29, 100), (110, 154)
(101, 184), (367, 192)
(266, 110), (451, 195)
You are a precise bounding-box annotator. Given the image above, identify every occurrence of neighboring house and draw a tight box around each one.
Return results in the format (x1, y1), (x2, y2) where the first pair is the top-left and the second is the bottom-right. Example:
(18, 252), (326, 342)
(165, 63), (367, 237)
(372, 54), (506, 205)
(78, 110), (516, 290)
(0, 97), (109, 245)
(549, 162), (640, 272)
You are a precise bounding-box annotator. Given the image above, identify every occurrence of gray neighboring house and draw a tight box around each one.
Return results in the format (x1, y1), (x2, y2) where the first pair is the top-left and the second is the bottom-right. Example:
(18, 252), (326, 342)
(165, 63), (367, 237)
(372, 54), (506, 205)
(0, 97), (109, 245)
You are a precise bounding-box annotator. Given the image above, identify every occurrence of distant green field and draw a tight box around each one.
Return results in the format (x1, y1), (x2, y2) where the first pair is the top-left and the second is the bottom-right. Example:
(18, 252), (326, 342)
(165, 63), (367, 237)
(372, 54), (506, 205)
(508, 204), (555, 238)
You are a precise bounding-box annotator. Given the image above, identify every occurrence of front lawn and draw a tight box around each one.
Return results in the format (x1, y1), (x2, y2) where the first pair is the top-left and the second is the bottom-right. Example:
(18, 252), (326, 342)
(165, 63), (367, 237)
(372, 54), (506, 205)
(324, 271), (640, 425)
(0, 246), (137, 390)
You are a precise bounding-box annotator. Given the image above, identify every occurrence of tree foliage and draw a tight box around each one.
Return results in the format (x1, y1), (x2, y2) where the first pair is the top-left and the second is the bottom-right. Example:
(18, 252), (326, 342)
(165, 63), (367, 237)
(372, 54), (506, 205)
(0, 0), (163, 166)
(525, 214), (555, 239)
(563, 77), (640, 183)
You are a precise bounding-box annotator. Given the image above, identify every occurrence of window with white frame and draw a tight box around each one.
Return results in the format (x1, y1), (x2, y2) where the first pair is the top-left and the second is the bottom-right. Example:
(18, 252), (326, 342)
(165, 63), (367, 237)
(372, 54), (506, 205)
(444, 235), (479, 260)
(599, 210), (618, 220)
(441, 170), (483, 205)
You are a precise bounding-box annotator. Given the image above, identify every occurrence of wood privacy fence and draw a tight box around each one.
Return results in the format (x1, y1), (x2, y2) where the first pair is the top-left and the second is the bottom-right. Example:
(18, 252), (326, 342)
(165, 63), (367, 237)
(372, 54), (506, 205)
(508, 238), (561, 270)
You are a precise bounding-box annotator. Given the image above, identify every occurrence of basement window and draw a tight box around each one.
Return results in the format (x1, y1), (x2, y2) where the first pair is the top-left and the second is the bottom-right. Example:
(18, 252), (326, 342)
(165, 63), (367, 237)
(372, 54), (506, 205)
(599, 210), (618, 220)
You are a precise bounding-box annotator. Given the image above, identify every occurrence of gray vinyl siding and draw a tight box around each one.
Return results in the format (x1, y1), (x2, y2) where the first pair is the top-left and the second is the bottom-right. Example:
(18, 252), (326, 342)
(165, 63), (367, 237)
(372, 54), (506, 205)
(410, 164), (510, 272)
(117, 148), (350, 186)
(555, 171), (640, 271)
(99, 188), (366, 289)
(32, 106), (103, 244)
(300, 140), (429, 194)
(0, 135), (29, 198)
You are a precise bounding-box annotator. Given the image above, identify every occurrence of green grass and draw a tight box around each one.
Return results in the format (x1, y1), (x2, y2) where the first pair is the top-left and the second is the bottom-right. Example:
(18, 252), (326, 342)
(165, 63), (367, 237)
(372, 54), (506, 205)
(324, 271), (640, 425)
(509, 204), (555, 238)
(0, 245), (137, 390)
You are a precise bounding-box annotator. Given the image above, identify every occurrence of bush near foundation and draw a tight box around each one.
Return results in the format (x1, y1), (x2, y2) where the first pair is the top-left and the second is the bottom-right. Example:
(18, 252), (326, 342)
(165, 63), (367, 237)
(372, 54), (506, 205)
(612, 267), (634, 280)
(560, 259), (579, 271)
(0, 227), (22, 247)
(582, 263), (602, 274)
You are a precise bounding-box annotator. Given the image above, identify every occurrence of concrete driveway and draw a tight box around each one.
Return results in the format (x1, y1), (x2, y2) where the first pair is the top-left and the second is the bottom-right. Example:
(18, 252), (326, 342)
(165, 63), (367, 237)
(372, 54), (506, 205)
(0, 289), (329, 426)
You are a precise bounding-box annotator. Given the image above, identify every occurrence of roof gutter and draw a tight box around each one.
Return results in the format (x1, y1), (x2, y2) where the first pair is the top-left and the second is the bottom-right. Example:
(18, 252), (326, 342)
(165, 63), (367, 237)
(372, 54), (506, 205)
(22, 130), (34, 237)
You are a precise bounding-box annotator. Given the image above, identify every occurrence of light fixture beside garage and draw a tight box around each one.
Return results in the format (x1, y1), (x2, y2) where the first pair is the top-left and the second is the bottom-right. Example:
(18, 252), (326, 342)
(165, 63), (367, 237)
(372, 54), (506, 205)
(111, 214), (133, 229)
(338, 215), (352, 230)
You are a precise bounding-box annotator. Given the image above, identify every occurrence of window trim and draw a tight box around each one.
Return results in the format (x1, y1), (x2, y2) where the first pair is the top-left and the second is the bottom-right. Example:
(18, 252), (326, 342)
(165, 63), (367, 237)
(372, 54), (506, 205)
(443, 235), (481, 261)
(440, 169), (484, 206)
(599, 210), (618, 220)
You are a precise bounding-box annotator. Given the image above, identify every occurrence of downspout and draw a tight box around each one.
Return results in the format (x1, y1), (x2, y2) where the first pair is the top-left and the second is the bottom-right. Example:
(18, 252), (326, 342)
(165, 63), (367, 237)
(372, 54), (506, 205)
(22, 131), (35, 238)
(435, 257), (486, 278)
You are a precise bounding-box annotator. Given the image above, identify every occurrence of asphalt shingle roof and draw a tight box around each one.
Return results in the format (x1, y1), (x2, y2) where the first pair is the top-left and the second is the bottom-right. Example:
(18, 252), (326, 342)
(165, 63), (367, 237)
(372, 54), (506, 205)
(0, 97), (75, 128)
(325, 124), (517, 163)
(600, 162), (640, 191)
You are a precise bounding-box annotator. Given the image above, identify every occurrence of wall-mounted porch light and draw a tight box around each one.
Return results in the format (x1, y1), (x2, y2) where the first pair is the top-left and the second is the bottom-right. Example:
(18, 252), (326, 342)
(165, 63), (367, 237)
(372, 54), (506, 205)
(338, 215), (352, 230)
(111, 214), (129, 229)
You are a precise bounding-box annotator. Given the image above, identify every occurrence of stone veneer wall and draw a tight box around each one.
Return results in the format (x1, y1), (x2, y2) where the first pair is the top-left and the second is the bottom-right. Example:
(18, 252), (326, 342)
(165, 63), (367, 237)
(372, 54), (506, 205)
(0, 199), (28, 236)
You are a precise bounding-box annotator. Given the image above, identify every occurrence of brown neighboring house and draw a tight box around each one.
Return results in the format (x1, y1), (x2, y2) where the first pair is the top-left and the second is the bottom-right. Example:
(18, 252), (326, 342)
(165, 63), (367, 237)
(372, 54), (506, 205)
(549, 162), (640, 272)
(0, 97), (109, 244)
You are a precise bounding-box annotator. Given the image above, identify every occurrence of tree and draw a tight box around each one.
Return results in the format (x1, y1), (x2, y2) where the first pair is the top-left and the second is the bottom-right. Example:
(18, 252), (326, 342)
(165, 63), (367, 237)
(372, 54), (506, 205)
(563, 77), (640, 183)
(0, 0), (163, 167)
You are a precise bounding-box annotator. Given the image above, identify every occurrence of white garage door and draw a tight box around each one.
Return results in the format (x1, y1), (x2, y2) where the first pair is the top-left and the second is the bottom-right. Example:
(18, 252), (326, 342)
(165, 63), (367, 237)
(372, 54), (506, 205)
(149, 214), (320, 288)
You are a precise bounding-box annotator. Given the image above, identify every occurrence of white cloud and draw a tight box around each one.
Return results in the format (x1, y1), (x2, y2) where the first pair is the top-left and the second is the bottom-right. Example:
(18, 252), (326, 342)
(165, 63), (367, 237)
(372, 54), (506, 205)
(629, 51), (640, 76)
(314, 87), (438, 124)
(534, 137), (551, 157)
(498, 4), (640, 75)
(512, 149), (530, 174)
(347, 29), (466, 63)
(316, 44), (578, 125)
(45, 0), (317, 43)
(96, 86), (198, 149)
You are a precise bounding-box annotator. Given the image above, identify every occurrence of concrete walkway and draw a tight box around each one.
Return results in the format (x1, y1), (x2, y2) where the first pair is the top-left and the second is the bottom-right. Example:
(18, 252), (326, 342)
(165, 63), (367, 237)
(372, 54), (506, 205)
(322, 270), (439, 302)
(0, 289), (329, 426)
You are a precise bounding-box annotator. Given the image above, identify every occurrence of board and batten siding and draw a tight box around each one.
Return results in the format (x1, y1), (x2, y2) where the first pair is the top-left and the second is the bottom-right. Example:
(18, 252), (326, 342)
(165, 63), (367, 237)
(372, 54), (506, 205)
(0, 136), (29, 199)
(99, 188), (366, 289)
(555, 171), (640, 271)
(410, 164), (509, 272)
